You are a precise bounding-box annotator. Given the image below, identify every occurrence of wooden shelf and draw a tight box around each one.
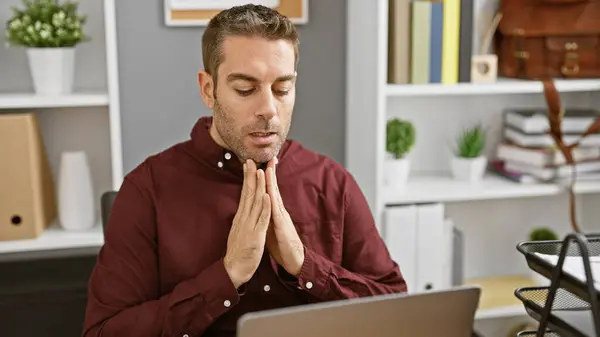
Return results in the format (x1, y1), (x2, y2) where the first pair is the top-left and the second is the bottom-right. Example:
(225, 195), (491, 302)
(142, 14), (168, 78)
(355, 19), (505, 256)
(384, 172), (600, 205)
(0, 92), (109, 109)
(386, 78), (600, 97)
(466, 275), (535, 320)
(0, 221), (104, 255)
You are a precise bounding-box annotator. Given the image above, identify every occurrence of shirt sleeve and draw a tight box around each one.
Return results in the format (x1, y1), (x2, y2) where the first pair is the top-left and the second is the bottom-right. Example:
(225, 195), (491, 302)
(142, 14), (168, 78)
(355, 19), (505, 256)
(275, 172), (408, 301)
(83, 172), (240, 337)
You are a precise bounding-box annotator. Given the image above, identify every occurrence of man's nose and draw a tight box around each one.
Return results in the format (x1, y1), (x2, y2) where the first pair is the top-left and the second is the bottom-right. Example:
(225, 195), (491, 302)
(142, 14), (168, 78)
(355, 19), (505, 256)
(256, 89), (277, 119)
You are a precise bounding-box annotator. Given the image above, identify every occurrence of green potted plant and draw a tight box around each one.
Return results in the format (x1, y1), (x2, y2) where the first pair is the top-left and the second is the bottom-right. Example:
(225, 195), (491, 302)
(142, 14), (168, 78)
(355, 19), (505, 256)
(528, 227), (559, 285)
(5, 0), (89, 95)
(385, 118), (415, 187)
(451, 124), (487, 182)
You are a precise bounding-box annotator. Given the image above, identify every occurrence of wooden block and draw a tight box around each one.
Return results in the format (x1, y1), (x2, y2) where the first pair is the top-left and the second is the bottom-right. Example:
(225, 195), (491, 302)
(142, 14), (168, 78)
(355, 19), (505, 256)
(471, 54), (498, 84)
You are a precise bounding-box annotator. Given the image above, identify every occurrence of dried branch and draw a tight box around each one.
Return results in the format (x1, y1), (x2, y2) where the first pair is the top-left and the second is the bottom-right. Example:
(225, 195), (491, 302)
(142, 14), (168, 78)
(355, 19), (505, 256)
(542, 79), (580, 233)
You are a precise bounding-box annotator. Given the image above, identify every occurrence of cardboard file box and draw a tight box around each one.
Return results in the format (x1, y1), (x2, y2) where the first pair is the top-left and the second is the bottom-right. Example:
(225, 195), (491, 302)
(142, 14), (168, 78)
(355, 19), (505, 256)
(0, 112), (57, 241)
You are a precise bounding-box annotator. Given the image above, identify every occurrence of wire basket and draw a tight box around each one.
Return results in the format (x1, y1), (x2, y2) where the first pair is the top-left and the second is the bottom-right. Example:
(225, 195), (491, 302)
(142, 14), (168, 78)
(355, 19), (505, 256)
(517, 236), (600, 302)
(515, 287), (590, 337)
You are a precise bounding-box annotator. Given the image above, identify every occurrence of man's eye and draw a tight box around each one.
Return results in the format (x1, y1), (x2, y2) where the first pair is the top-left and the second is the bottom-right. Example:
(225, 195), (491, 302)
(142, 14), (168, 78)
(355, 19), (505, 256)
(273, 89), (289, 96)
(236, 89), (254, 96)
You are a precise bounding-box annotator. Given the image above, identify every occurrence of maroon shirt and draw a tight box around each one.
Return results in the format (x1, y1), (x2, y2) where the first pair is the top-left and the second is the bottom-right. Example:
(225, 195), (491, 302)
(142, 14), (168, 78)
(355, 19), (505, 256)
(83, 116), (407, 337)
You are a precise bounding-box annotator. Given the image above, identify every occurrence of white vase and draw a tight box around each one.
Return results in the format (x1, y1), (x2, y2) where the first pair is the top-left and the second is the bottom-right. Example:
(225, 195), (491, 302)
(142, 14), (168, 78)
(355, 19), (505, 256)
(451, 156), (488, 182)
(27, 47), (75, 95)
(58, 151), (95, 231)
(385, 157), (410, 188)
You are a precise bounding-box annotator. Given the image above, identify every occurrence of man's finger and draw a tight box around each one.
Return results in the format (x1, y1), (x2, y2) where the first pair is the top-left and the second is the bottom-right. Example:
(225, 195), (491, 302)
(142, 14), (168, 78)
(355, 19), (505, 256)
(256, 194), (271, 232)
(270, 164), (286, 214)
(236, 162), (248, 215)
(266, 167), (282, 219)
(242, 160), (257, 218)
(249, 168), (265, 224)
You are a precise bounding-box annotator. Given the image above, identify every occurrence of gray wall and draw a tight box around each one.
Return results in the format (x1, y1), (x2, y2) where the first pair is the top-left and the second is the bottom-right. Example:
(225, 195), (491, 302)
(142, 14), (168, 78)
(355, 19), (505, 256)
(115, 1), (347, 174)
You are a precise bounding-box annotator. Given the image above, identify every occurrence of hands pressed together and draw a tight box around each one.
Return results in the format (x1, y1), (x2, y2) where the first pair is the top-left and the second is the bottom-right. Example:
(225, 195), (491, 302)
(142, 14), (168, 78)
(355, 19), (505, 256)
(223, 158), (305, 289)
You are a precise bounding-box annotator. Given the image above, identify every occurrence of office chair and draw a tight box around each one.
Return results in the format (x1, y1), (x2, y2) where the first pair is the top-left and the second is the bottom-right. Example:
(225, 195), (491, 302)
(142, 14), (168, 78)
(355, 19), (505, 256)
(100, 191), (118, 233)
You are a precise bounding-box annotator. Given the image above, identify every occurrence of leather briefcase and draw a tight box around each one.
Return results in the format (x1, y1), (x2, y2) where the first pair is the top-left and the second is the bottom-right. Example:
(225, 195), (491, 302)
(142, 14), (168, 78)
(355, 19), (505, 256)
(495, 0), (600, 79)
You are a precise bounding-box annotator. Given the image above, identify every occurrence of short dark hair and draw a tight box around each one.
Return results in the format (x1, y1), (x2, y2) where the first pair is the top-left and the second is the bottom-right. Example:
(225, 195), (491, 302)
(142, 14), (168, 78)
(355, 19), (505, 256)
(202, 4), (299, 86)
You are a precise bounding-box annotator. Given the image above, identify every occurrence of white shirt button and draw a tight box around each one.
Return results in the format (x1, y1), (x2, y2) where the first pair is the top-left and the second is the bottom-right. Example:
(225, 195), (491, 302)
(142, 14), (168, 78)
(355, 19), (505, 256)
(217, 161), (223, 168)
(224, 152), (232, 160)
(306, 281), (313, 289)
(224, 300), (231, 307)
(183, 334), (189, 337)
(263, 284), (271, 292)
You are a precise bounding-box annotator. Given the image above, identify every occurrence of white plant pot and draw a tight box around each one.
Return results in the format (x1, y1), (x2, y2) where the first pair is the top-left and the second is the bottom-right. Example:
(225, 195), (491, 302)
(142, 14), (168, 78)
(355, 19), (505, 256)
(451, 156), (488, 182)
(58, 151), (95, 231)
(27, 47), (75, 95)
(385, 157), (410, 188)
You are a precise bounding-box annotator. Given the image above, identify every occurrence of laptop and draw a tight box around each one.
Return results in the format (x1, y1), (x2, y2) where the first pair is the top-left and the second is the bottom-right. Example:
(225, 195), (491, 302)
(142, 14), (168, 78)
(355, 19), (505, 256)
(237, 285), (481, 337)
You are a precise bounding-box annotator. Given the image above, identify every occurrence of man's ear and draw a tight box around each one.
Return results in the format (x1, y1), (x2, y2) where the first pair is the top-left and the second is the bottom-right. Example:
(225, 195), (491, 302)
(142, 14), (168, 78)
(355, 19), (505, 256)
(198, 70), (215, 109)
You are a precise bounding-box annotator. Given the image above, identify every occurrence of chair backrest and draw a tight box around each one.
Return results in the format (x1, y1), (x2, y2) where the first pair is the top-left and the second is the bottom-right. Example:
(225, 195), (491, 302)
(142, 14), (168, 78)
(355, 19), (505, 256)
(100, 191), (118, 233)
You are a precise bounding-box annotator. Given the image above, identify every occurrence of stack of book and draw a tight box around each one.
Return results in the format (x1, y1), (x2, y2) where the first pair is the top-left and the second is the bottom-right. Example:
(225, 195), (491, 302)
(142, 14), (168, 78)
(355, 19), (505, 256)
(490, 108), (600, 184)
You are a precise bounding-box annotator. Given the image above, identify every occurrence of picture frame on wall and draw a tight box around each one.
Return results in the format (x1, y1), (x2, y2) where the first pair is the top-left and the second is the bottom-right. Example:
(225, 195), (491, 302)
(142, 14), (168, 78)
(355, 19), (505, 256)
(164, 0), (309, 26)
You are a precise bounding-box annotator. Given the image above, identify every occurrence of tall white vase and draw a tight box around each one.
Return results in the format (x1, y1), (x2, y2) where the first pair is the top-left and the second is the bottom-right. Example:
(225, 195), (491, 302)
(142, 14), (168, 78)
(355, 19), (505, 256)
(58, 151), (95, 231)
(27, 47), (75, 95)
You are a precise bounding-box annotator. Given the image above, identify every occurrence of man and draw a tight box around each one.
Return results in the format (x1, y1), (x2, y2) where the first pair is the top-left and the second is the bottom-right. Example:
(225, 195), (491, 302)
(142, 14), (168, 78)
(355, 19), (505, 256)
(83, 4), (406, 337)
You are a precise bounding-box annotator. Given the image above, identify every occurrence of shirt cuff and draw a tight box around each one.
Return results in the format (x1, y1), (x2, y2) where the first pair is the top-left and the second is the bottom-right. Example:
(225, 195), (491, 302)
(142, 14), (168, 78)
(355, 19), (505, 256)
(192, 258), (241, 318)
(272, 246), (333, 300)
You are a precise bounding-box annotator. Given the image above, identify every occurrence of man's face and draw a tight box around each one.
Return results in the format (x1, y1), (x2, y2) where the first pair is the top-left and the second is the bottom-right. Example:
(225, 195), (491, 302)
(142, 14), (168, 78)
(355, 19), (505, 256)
(200, 35), (296, 164)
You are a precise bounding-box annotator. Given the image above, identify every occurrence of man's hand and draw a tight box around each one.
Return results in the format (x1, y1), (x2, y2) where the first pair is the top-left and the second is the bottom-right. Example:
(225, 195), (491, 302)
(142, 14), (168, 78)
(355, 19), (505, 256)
(265, 158), (305, 277)
(224, 159), (272, 289)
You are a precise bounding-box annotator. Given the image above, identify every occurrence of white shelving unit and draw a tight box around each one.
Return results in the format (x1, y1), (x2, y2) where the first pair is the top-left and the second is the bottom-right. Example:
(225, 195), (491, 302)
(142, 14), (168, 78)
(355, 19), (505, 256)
(0, 0), (123, 258)
(0, 92), (109, 109)
(346, 0), (600, 330)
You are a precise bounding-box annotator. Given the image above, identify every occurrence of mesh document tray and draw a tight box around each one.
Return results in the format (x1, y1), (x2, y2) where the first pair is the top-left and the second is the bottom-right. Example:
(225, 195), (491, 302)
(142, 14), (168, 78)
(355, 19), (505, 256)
(515, 287), (591, 337)
(516, 236), (600, 302)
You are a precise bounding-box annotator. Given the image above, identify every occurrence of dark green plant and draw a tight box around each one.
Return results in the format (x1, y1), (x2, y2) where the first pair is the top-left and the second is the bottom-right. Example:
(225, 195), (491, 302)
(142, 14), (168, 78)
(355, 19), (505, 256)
(5, 0), (89, 48)
(386, 118), (415, 159)
(529, 227), (559, 241)
(456, 125), (486, 158)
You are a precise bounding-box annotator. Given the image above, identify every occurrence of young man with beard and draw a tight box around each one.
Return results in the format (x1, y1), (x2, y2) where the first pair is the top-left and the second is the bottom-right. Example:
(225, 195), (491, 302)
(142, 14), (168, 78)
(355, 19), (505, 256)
(83, 4), (406, 337)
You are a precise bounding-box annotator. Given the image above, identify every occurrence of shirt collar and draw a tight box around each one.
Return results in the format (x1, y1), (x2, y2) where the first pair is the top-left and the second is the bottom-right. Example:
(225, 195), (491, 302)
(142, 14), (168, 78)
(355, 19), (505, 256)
(189, 116), (291, 177)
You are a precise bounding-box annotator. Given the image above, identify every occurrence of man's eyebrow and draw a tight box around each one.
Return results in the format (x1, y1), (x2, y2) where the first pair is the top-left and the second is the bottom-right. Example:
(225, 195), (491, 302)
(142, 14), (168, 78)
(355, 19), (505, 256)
(226, 73), (296, 83)
(226, 73), (258, 82)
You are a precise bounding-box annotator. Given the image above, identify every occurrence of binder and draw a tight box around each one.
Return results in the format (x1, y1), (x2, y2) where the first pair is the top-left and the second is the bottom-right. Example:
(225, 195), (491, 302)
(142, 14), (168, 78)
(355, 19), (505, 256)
(383, 203), (455, 294)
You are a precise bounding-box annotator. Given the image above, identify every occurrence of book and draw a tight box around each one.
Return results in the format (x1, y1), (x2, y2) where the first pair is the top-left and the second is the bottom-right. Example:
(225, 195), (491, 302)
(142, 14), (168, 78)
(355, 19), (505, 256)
(388, 0), (412, 84)
(458, 0), (473, 82)
(504, 108), (600, 134)
(496, 142), (600, 167)
(504, 128), (600, 148)
(505, 160), (600, 181)
(411, 1), (431, 84)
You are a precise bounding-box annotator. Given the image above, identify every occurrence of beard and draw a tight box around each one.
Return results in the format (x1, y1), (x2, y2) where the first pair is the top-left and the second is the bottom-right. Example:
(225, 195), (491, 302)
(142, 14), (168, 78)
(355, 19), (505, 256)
(212, 98), (290, 164)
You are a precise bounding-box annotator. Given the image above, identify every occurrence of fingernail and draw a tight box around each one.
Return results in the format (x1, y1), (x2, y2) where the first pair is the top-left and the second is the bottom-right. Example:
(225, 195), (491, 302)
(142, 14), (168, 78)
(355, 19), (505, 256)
(243, 163), (247, 171)
(275, 157), (279, 164)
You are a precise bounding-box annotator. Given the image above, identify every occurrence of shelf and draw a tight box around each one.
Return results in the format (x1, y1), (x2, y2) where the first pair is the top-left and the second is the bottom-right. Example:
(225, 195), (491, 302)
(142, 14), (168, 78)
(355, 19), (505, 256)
(0, 92), (109, 109)
(386, 78), (600, 97)
(0, 221), (104, 255)
(383, 172), (600, 205)
(466, 274), (535, 320)
(476, 304), (525, 320)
